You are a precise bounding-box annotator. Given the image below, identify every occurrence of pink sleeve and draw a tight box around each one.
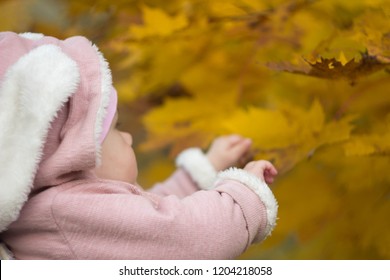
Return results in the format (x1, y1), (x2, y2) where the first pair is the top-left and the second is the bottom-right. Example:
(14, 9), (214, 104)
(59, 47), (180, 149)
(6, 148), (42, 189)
(51, 175), (276, 260)
(148, 148), (218, 198)
(148, 169), (200, 198)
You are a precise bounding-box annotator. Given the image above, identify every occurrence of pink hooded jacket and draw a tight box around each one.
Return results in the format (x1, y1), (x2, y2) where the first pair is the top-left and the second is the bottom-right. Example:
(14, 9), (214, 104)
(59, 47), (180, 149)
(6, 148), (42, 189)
(0, 32), (278, 259)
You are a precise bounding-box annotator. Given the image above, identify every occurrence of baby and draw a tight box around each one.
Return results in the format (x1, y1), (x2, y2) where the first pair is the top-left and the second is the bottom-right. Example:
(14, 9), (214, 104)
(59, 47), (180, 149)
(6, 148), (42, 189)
(0, 32), (278, 259)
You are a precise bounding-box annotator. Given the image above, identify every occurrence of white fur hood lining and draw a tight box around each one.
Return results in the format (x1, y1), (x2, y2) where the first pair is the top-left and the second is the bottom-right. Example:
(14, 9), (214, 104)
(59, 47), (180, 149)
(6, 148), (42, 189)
(0, 32), (112, 233)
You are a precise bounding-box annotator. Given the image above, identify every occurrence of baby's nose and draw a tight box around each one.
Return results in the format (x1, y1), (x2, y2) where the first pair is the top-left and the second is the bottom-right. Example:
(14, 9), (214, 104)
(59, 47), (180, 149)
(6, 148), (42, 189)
(120, 131), (133, 146)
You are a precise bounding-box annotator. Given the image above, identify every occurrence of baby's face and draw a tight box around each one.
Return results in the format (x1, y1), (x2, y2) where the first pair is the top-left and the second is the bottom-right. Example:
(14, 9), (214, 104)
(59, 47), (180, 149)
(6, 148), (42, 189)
(94, 112), (138, 184)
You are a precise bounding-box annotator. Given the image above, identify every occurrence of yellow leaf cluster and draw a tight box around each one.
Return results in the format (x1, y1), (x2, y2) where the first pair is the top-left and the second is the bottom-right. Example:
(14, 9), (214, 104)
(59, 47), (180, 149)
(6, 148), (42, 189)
(223, 101), (354, 172)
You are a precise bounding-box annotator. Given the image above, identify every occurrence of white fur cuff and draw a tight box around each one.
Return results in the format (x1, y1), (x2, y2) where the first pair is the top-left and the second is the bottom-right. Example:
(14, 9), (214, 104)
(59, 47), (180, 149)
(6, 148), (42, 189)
(176, 148), (217, 190)
(217, 168), (278, 241)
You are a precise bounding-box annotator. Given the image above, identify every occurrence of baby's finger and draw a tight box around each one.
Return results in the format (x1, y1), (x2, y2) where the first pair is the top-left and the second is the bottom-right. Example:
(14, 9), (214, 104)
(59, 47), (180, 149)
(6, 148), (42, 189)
(226, 134), (245, 146)
(264, 165), (277, 184)
(268, 166), (278, 175)
(264, 175), (274, 184)
(262, 161), (278, 175)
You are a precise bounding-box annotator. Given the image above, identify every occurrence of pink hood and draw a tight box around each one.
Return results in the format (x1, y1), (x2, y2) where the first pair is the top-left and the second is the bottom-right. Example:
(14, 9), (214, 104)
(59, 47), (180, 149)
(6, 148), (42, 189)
(0, 32), (113, 232)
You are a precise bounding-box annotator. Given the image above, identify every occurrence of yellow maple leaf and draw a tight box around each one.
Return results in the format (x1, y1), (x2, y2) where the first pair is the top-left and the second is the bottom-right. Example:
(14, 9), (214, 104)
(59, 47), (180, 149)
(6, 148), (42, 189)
(140, 91), (238, 156)
(208, 1), (247, 18)
(320, 115), (356, 144)
(281, 100), (325, 135)
(130, 5), (189, 39)
(223, 106), (296, 150)
(223, 100), (354, 172)
(338, 51), (348, 66)
(352, 8), (390, 63)
(344, 132), (390, 156)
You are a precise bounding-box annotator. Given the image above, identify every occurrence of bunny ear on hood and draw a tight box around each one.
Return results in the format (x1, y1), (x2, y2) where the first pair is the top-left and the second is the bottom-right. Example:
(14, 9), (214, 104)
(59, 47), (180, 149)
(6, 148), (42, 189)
(0, 32), (114, 233)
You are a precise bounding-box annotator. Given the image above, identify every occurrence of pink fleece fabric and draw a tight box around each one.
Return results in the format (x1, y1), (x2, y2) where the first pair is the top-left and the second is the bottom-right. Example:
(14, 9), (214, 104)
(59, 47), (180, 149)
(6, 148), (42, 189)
(0, 32), (270, 259)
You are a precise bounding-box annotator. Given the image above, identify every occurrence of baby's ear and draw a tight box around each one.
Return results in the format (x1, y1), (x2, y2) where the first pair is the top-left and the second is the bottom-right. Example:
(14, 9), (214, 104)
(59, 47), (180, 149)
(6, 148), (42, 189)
(0, 44), (79, 233)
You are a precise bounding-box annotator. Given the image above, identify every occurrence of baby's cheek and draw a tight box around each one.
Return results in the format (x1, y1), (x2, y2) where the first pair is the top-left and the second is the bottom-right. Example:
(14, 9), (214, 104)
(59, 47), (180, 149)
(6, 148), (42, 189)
(127, 153), (138, 184)
(126, 148), (137, 170)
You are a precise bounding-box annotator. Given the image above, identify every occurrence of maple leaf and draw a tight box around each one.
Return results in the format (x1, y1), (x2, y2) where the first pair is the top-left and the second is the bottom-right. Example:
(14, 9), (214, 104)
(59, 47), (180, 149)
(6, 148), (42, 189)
(267, 52), (389, 83)
(352, 7), (390, 64)
(344, 132), (390, 156)
(140, 91), (239, 156)
(207, 1), (248, 18)
(223, 100), (355, 173)
(129, 5), (189, 39)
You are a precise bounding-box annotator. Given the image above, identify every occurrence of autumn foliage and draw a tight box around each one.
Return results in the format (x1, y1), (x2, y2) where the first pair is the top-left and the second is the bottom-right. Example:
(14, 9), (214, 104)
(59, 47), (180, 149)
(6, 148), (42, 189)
(1, 0), (389, 259)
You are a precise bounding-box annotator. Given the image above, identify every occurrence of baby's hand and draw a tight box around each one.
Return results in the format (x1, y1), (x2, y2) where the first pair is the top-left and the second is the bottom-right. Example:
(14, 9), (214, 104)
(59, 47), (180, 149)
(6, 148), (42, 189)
(207, 134), (252, 171)
(244, 160), (278, 184)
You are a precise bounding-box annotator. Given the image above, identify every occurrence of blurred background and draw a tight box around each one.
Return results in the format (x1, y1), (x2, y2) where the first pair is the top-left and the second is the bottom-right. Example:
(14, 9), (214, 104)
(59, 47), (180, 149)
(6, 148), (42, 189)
(1, 0), (389, 259)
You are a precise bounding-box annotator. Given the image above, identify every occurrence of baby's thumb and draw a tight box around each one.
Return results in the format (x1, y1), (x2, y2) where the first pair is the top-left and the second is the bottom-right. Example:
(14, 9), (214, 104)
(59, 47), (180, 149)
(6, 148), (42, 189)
(230, 138), (252, 157)
(225, 134), (244, 146)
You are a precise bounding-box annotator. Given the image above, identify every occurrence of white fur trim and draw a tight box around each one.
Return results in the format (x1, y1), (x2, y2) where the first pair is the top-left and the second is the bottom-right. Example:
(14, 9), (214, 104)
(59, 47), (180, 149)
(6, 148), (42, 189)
(0, 45), (80, 232)
(216, 168), (278, 241)
(93, 44), (113, 166)
(18, 32), (44, 40)
(176, 148), (217, 190)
